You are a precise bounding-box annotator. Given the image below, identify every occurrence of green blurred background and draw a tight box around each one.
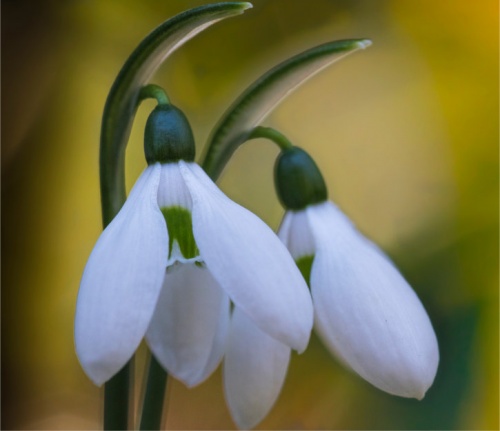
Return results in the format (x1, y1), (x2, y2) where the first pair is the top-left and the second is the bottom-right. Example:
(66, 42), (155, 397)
(2, 0), (498, 429)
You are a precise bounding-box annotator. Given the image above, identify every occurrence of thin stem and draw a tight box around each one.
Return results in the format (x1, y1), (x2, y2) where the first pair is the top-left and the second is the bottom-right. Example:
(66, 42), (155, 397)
(138, 84), (170, 106)
(139, 353), (169, 430)
(247, 126), (294, 151)
(104, 361), (132, 430)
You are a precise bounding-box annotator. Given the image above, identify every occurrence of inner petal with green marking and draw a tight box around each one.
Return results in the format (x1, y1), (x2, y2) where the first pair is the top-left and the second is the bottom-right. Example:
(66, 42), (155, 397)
(295, 255), (314, 288)
(161, 206), (202, 268)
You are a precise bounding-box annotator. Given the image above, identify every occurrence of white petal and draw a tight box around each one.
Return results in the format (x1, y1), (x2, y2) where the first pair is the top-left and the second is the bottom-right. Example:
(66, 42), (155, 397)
(224, 308), (290, 430)
(146, 263), (229, 387)
(179, 161), (313, 352)
(277, 209), (293, 244)
(278, 210), (315, 260)
(157, 162), (192, 209)
(75, 164), (168, 385)
(308, 201), (439, 399)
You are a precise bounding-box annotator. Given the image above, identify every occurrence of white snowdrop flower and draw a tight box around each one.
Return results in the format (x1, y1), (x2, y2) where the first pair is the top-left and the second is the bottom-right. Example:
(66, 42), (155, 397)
(74, 105), (313, 410)
(275, 146), (439, 400)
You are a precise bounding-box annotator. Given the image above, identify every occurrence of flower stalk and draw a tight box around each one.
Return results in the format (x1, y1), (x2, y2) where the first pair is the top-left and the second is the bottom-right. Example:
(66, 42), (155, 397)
(139, 355), (169, 430)
(138, 84), (170, 106)
(104, 363), (132, 431)
(247, 126), (293, 151)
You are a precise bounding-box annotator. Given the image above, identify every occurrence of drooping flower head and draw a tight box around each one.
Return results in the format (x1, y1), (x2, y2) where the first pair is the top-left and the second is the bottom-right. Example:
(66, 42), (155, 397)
(274, 145), (439, 399)
(74, 103), (313, 423)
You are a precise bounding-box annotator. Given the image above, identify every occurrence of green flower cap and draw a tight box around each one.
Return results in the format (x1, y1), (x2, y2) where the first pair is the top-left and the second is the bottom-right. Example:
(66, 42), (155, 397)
(144, 104), (195, 164)
(274, 146), (328, 210)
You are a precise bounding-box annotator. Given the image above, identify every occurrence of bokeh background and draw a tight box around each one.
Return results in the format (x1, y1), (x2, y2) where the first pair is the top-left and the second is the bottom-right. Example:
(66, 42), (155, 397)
(2, 0), (498, 429)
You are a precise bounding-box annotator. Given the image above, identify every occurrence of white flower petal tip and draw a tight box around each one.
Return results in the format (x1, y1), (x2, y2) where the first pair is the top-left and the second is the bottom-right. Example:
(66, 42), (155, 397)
(179, 162), (313, 352)
(78, 350), (134, 387)
(75, 164), (168, 385)
(146, 264), (230, 388)
(224, 309), (291, 430)
(306, 201), (439, 399)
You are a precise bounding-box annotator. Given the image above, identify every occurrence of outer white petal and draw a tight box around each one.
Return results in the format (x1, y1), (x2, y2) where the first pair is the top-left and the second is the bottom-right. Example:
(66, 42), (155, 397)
(179, 161), (313, 352)
(308, 201), (439, 399)
(146, 263), (229, 387)
(224, 307), (291, 430)
(75, 164), (168, 385)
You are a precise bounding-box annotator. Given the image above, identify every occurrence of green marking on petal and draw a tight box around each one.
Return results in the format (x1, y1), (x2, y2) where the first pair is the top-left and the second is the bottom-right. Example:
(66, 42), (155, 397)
(161, 206), (199, 260)
(296, 255), (314, 288)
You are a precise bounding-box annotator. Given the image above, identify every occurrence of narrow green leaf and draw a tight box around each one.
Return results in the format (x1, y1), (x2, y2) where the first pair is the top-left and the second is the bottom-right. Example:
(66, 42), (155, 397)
(100, 2), (252, 226)
(202, 39), (371, 180)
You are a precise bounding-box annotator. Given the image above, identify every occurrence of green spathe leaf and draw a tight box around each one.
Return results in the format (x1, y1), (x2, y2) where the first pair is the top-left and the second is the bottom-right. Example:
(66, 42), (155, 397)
(202, 38), (371, 180)
(100, 2), (252, 226)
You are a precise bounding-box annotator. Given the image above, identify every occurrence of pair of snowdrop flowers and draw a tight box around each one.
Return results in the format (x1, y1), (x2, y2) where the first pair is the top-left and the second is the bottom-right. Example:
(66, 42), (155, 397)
(75, 103), (439, 429)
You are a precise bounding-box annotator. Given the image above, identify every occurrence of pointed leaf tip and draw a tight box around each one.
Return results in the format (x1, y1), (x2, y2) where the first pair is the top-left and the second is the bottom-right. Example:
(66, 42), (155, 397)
(356, 39), (372, 49)
(240, 2), (253, 10)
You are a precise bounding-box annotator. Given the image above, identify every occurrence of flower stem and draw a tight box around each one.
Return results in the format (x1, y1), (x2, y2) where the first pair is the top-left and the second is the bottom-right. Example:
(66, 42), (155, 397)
(138, 84), (170, 106)
(139, 353), (169, 430)
(247, 126), (294, 151)
(104, 361), (132, 430)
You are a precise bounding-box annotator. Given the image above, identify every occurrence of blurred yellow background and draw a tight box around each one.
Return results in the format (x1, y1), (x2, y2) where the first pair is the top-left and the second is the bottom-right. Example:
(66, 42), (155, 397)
(2, 0), (498, 429)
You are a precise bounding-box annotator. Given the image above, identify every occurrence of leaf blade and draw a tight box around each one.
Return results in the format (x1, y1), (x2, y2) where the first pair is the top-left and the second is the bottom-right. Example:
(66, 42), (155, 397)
(202, 39), (371, 180)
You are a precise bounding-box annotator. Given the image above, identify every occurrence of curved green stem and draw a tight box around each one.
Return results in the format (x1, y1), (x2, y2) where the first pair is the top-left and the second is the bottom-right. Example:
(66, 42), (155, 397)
(248, 126), (294, 151)
(139, 354), (169, 430)
(138, 84), (170, 106)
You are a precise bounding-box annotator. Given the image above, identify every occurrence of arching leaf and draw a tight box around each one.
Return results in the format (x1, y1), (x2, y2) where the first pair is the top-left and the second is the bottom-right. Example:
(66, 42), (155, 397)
(202, 39), (371, 180)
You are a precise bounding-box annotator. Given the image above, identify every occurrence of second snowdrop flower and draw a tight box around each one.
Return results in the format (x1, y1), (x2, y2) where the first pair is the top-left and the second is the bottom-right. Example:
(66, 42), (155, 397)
(74, 104), (313, 394)
(275, 145), (439, 400)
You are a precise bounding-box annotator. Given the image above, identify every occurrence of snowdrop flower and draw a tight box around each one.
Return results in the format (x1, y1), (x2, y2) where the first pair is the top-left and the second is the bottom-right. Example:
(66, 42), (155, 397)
(275, 146), (439, 399)
(74, 104), (313, 424)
